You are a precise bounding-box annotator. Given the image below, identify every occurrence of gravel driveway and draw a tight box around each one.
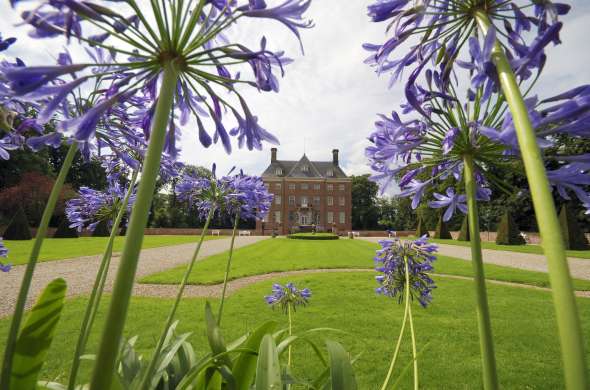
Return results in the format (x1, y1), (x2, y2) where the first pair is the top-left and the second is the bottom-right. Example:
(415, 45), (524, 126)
(360, 237), (590, 280)
(0, 236), (267, 318)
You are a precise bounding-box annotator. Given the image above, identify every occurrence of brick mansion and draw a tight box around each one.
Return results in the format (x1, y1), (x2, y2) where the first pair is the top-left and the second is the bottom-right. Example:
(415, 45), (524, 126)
(255, 148), (352, 235)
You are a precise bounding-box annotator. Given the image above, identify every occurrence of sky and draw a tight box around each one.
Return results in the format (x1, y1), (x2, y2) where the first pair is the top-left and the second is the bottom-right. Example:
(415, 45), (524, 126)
(1, 0), (590, 182)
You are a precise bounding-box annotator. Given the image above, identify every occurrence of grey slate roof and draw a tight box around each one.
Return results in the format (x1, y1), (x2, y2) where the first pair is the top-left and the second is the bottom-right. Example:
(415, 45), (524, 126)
(262, 154), (348, 179)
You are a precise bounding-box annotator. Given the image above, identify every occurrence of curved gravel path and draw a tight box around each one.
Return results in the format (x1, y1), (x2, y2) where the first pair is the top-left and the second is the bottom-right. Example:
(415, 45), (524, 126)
(133, 268), (590, 299)
(360, 237), (590, 280)
(0, 236), (267, 318)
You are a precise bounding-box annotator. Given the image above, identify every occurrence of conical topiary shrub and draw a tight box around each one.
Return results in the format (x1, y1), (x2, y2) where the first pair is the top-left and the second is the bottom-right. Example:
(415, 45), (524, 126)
(559, 204), (589, 250)
(457, 216), (470, 241)
(53, 217), (79, 238)
(495, 211), (525, 245)
(415, 215), (429, 237)
(3, 206), (32, 240)
(92, 220), (111, 237)
(435, 214), (452, 239)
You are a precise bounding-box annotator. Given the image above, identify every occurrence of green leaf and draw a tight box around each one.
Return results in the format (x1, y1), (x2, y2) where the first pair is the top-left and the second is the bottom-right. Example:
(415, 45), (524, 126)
(204, 302), (232, 369)
(255, 335), (282, 390)
(233, 321), (278, 390)
(326, 340), (357, 390)
(11, 278), (67, 390)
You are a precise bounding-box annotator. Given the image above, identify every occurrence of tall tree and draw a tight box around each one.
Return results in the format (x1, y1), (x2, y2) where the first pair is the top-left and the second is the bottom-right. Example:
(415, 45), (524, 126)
(351, 175), (379, 230)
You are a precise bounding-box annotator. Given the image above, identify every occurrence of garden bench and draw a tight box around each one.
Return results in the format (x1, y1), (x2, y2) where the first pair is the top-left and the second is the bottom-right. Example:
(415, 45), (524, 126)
(388, 231), (397, 238)
(212, 230), (220, 236)
(239, 230), (251, 236)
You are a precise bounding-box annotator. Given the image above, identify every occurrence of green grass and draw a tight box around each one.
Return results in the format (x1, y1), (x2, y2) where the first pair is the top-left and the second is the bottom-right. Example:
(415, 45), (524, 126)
(140, 238), (590, 290)
(287, 232), (339, 240)
(424, 236), (590, 259)
(2, 273), (590, 388)
(3, 235), (222, 265)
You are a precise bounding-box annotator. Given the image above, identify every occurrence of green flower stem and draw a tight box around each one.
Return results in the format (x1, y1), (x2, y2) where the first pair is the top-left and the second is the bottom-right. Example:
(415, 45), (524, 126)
(89, 63), (179, 390)
(464, 154), (498, 390)
(217, 211), (240, 325)
(0, 141), (78, 390)
(67, 169), (139, 390)
(405, 257), (418, 390)
(139, 207), (215, 389)
(287, 303), (293, 367)
(380, 264), (411, 390)
(474, 11), (588, 390)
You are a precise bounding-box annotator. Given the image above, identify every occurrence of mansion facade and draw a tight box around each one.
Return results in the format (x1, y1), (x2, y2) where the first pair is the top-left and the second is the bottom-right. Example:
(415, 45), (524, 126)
(255, 148), (352, 235)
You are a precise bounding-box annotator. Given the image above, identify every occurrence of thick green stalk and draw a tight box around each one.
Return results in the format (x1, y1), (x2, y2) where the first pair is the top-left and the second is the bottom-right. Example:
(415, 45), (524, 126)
(139, 207), (215, 389)
(404, 256), (418, 390)
(380, 274), (410, 390)
(89, 63), (179, 390)
(0, 142), (78, 390)
(474, 11), (588, 389)
(287, 303), (293, 367)
(67, 169), (139, 390)
(217, 211), (240, 324)
(464, 155), (498, 390)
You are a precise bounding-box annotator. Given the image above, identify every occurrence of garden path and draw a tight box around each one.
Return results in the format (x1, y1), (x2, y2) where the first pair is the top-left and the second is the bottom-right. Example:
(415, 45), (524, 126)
(0, 236), (267, 318)
(360, 237), (590, 280)
(133, 268), (590, 299)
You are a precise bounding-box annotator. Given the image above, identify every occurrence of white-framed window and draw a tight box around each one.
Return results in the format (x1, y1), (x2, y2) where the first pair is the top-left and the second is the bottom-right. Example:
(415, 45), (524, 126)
(289, 195), (295, 205)
(302, 164), (309, 172)
(313, 184), (321, 190)
(264, 183), (270, 189)
(313, 196), (320, 205)
(275, 183), (282, 190)
(339, 184), (345, 191)
(274, 211), (282, 223)
(327, 184), (333, 191)
(275, 195), (282, 205)
(301, 183), (309, 190)
(275, 168), (283, 175)
(327, 169), (334, 177)
(327, 211), (334, 224)
(301, 196), (308, 207)
(263, 213), (269, 222)
(288, 183), (296, 190)
(339, 197), (345, 206)
(327, 196), (333, 206)
(339, 212), (345, 224)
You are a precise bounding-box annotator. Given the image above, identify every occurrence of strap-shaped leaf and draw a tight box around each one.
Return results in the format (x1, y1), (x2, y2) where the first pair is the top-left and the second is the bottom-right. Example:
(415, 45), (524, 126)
(11, 278), (67, 390)
(233, 321), (277, 390)
(204, 302), (232, 369)
(325, 340), (357, 390)
(255, 335), (282, 390)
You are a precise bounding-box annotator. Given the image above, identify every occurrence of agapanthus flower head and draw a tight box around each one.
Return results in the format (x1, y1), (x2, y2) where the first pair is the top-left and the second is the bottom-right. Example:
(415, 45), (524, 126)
(3, 0), (313, 158)
(364, 0), (567, 110)
(65, 172), (136, 232)
(0, 238), (11, 273)
(265, 282), (311, 313)
(374, 236), (437, 308)
(222, 172), (273, 220)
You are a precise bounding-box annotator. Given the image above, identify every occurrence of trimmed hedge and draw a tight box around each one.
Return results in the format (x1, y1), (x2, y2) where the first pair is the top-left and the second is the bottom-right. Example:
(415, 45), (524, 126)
(415, 216), (429, 238)
(287, 233), (339, 240)
(559, 204), (589, 250)
(3, 206), (32, 240)
(457, 216), (469, 241)
(496, 211), (525, 245)
(92, 220), (111, 237)
(434, 214), (452, 239)
(53, 217), (79, 238)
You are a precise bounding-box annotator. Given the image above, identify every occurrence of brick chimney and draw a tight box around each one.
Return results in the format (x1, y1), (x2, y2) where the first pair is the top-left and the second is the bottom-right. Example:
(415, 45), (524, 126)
(271, 147), (277, 163)
(332, 149), (339, 166)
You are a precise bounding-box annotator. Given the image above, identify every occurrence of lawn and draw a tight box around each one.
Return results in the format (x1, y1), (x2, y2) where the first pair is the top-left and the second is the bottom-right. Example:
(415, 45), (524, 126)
(3, 235), (222, 265)
(141, 238), (590, 290)
(423, 237), (590, 259)
(1, 273), (589, 388)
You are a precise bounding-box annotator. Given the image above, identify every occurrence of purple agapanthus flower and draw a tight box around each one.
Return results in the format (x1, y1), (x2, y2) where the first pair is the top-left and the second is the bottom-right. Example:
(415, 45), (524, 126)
(222, 172), (273, 220)
(265, 282), (311, 313)
(374, 236), (437, 308)
(428, 187), (468, 222)
(0, 35), (16, 52)
(0, 238), (10, 273)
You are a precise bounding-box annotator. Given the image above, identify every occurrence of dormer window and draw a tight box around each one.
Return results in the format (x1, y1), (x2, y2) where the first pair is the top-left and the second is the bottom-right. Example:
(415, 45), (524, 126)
(275, 168), (283, 176)
(302, 164), (309, 172)
(327, 169), (334, 177)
